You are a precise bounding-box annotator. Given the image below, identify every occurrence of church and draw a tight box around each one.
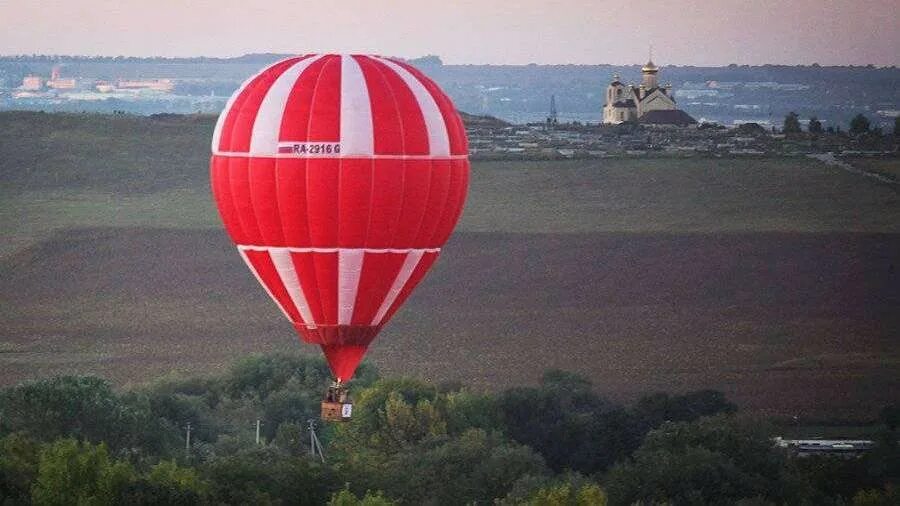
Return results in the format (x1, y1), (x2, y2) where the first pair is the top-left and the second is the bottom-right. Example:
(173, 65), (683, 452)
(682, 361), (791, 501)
(602, 58), (696, 126)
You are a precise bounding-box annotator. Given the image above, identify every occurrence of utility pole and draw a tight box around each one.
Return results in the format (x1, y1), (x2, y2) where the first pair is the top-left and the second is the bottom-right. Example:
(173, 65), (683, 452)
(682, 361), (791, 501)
(185, 422), (192, 455)
(255, 419), (261, 445)
(307, 419), (325, 462)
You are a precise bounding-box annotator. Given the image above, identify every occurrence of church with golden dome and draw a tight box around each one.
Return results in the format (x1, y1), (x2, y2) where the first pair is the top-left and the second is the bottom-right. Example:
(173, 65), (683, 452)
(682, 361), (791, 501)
(602, 56), (695, 125)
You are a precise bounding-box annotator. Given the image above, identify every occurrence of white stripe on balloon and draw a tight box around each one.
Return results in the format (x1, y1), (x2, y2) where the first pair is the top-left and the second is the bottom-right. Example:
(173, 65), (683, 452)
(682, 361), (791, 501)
(340, 55), (375, 156)
(211, 56), (301, 153)
(372, 56), (450, 157)
(338, 249), (365, 325)
(249, 55), (327, 155)
(268, 248), (317, 328)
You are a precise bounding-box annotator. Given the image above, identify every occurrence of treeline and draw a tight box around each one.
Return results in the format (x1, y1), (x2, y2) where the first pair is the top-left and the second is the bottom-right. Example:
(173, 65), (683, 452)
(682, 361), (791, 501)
(1, 353), (897, 505)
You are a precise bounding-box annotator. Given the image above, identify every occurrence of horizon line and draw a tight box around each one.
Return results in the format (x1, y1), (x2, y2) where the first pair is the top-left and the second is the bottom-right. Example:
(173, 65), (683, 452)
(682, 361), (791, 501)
(0, 53), (896, 69)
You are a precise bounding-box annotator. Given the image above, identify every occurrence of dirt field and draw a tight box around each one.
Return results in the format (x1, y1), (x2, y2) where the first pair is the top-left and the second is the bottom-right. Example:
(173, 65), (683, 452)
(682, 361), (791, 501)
(1, 227), (897, 420)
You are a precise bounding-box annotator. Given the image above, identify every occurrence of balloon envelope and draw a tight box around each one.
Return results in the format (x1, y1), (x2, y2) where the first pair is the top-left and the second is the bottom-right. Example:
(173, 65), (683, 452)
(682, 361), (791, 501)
(210, 54), (469, 381)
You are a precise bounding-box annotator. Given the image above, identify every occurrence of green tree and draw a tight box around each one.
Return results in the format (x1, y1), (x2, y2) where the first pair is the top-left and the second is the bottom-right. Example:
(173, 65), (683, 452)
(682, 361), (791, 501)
(605, 415), (793, 506)
(443, 389), (503, 436)
(329, 488), (397, 506)
(808, 116), (823, 134)
(336, 378), (448, 453)
(518, 482), (608, 506)
(141, 387), (222, 449)
(860, 427), (900, 488)
(631, 390), (737, 432)
(849, 114), (871, 135)
(271, 421), (308, 455)
(201, 445), (338, 505)
(261, 377), (319, 440)
(362, 429), (548, 505)
(789, 453), (873, 503)
(880, 404), (900, 431)
(31, 439), (135, 506)
(498, 371), (641, 474)
(147, 460), (206, 497)
(852, 487), (899, 506)
(222, 353), (335, 400)
(783, 112), (802, 134)
(115, 460), (207, 505)
(0, 433), (41, 505)
(0, 376), (173, 454)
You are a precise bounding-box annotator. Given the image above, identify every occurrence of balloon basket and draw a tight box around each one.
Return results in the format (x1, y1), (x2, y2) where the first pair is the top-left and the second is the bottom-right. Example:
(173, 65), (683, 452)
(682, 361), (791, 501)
(321, 383), (352, 422)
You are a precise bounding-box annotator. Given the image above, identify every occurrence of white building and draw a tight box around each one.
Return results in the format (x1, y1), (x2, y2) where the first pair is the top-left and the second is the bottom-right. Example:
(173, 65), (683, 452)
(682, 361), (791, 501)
(21, 75), (43, 91)
(602, 59), (694, 126)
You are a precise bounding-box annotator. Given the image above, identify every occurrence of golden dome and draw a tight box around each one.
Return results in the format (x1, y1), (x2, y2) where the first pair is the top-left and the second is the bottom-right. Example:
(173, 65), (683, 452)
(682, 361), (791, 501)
(641, 60), (659, 73)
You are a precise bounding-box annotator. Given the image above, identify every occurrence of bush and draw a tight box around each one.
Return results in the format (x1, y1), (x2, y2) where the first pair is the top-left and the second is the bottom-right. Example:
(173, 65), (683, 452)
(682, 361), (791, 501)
(0, 376), (175, 455)
(344, 429), (548, 505)
(201, 445), (339, 505)
(498, 370), (640, 474)
(31, 439), (135, 506)
(329, 488), (397, 506)
(605, 415), (792, 505)
(0, 433), (41, 504)
(849, 114), (871, 136)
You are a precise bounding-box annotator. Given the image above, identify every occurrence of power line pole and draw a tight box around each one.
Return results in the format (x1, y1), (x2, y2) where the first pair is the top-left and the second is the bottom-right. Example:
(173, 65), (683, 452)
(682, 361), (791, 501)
(255, 419), (261, 445)
(185, 422), (192, 456)
(307, 419), (325, 462)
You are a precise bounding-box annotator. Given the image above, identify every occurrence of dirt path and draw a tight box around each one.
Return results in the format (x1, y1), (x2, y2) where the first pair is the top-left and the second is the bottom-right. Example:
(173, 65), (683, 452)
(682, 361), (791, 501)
(808, 152), (897, 185)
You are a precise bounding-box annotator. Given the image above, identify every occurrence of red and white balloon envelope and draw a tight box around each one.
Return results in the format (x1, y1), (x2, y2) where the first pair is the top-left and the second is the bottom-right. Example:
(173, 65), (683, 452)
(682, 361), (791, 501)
(210, 54), (469, 386)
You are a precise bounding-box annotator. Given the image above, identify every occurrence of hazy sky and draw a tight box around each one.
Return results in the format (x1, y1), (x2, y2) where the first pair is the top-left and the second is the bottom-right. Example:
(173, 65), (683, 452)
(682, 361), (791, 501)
(2, 0), (898, 65)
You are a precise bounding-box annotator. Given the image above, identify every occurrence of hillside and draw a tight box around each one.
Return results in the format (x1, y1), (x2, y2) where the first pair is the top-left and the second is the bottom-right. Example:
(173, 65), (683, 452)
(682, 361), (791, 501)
(1, 112), (899, 420)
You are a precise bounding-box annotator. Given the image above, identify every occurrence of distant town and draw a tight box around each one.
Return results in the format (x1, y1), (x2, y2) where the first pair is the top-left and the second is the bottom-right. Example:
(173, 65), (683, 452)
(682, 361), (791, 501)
(1, 54), (897, 126)
(464, 111), (898, 165)
(0, 54), (897, 167)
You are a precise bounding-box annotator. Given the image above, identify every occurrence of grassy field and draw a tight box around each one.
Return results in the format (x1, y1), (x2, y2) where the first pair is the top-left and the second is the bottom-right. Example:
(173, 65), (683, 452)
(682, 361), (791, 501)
(842, 156), (900, 180)
(1, 112), (898, 421)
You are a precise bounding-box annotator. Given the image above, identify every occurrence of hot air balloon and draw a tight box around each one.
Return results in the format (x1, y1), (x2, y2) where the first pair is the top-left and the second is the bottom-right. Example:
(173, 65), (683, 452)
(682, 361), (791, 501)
(210, 54), (469, 421)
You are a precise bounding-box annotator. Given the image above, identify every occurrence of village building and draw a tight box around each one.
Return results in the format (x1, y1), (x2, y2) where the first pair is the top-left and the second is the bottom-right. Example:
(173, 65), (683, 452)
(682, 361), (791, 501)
(602, 58), (696, 126)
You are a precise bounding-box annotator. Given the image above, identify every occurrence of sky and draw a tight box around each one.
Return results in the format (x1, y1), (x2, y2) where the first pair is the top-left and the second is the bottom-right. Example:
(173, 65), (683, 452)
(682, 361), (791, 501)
(1, 0), (898, 66)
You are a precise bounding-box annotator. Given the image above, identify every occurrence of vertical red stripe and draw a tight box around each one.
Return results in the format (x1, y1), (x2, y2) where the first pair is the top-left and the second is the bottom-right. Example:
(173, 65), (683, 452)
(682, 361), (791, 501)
(244, 250), (302, 323)
(308, 55), (342, 142)
(278, 56), (330, 142)
(390, 159), (431, 248)
(275, 158), (311, 247)
(365, 158), (405, 248)
(210, 156), (244, 244)
(227, 156), (263, 245)
(217, 57), (303, 152)
(306, 158), (340, 246)
(338, 158), (373, 247)
(248, 157), (284, 246)
(413, 159), (452, 248)
(429, 158), (470, 246)
(312, 252), (339, 324)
